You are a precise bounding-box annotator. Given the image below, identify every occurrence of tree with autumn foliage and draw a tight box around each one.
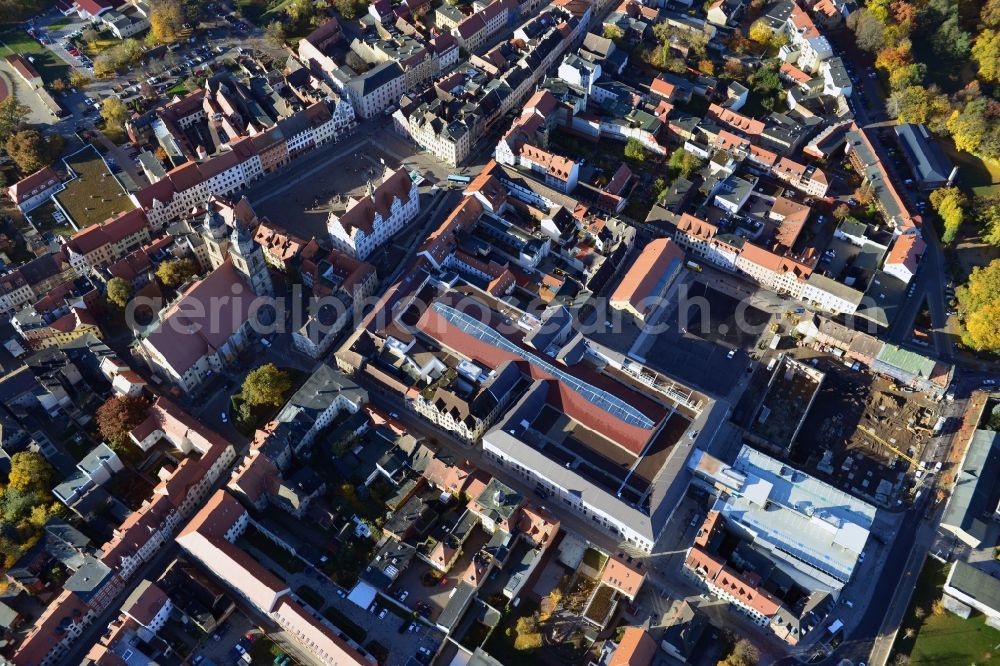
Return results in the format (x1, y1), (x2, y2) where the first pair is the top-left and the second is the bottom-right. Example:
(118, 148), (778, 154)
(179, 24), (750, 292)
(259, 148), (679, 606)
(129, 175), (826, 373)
(241, 364), (292, 408)
(149, 0), (184, 44)
(155, 258), (199, 288)
(96, 395), (151, 454)
(889, 0), (916, 28)
(887, 86), (950, 129)
(874, 45), (911, 73)
(972, 29), (1000, 83)
(947, 98), (1000, 161)
(847, 8), (885, 52)
(930, 187), (967, 244)
(984, 0), (1000, 28)
(748, 19), (772, 44)
(957, 259), (1000, 352)
(8, 452), (54, 493)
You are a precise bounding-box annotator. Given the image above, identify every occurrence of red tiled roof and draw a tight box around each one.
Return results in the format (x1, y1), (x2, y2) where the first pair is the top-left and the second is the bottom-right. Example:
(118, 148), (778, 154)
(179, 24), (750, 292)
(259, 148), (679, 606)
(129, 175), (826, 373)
(66, 208), (149, 256)
(5, 54), (40, 81)
(465, 163), (507, 210)
(611, 238), (684, 317)
(455, 13), (486, 38)
(8, 166), (59, 204)
(14, 590), (90, 666)
(695, 511), (722, 547)
(885, 233), (926, 273)
(709, 103), (764, 135)
(715, 566), (782, 616)
(606, 163), (632, 196)
(334, 169), (414, 236)
(75, 0), (117, 16)
(123, 581), (169, 626)
(677, 213), (718, 240)
(649, 76), (676, 99)
(749, 144), (778, 167)
(420, 196), (483, 265)
(600, 553), (646, 600)
(610, 627), (657, 666)
(519, 144), (575, 180)
(685, 546), (725, 579)
(779, 62), (812, 85)
(739, 242), (813, 280)
(141, 261), (255, 377)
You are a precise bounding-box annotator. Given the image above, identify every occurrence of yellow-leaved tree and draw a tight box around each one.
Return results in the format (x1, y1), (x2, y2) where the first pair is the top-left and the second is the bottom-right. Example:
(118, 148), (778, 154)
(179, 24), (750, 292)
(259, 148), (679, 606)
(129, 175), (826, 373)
(957, 259), (1000, 352)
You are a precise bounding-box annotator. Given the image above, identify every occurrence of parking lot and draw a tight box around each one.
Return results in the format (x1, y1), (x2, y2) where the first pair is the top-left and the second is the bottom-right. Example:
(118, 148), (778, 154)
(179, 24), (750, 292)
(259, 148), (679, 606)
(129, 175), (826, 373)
(392, 527), (493, 624)
(188, 611), (254, 664)
(624, 279), (767, 398)
(247, 121), (457, 239)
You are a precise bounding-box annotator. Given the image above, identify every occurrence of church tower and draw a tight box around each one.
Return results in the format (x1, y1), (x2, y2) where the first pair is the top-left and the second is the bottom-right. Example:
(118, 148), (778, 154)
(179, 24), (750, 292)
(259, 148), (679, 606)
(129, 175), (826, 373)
(202, 207), (231, 271)
(229, 220), (274, 297)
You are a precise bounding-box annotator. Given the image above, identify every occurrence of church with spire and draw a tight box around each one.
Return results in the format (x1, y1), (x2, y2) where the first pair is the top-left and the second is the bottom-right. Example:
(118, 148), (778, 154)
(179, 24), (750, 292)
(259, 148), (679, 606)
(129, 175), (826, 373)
(136, 196), (277, 393)
(197, 197), (272, 296)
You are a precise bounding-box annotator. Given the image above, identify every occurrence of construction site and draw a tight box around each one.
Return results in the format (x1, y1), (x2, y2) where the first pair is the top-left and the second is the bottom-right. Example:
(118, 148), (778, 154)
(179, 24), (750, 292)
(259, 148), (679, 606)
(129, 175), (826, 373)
(792, 357), (940, 507)
(746, 356), (825, 453)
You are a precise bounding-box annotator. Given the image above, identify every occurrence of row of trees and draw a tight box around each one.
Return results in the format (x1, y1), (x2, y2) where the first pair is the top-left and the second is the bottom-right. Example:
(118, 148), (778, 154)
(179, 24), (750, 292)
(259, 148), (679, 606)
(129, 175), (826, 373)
(265, 0), (356, 42)
(92, 38), (146, 77)
(930, 187), (968, 243)
(851, 0), (1000, 161)
(642, 18), (710, 73)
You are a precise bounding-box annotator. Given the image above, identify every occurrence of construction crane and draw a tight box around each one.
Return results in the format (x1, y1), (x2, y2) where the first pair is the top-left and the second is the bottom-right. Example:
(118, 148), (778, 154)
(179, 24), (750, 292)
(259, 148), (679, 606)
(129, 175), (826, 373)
(857, 426), (923, 469)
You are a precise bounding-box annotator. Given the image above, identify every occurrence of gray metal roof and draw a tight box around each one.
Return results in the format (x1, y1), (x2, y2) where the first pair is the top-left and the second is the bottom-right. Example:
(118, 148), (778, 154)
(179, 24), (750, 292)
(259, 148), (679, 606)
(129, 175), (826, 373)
(894, 123), (953, 184)
(941, 430), (1000, 545)
(946, 561), (1000, 614)
(275, 363), (367, 424)
(64, 556), (114, 602)
(485, 428), (663, 542)
(436, 580), (476, 631)
(694, 446), (876, 588)
(805, 273), (865, 306)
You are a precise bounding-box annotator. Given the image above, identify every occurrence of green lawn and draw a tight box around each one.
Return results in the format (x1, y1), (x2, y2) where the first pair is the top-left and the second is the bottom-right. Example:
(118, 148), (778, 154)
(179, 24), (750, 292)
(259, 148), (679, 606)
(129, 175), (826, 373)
(939, 137), (1000, 198)
(892, 559), (1000, 665)
(0, 27), (69, 84)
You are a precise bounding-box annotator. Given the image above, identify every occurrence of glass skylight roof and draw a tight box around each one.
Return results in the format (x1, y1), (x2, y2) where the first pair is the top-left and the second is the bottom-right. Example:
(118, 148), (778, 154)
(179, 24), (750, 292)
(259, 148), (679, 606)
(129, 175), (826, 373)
(433, 303), (655, 429)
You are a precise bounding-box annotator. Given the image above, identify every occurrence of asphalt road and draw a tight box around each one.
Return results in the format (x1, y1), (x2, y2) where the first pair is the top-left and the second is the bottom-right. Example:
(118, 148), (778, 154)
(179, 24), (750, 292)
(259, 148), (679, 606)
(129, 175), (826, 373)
(772, 493), (930, 666)
(832, 31), (954, 364)
(759, 35), (960, 666)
